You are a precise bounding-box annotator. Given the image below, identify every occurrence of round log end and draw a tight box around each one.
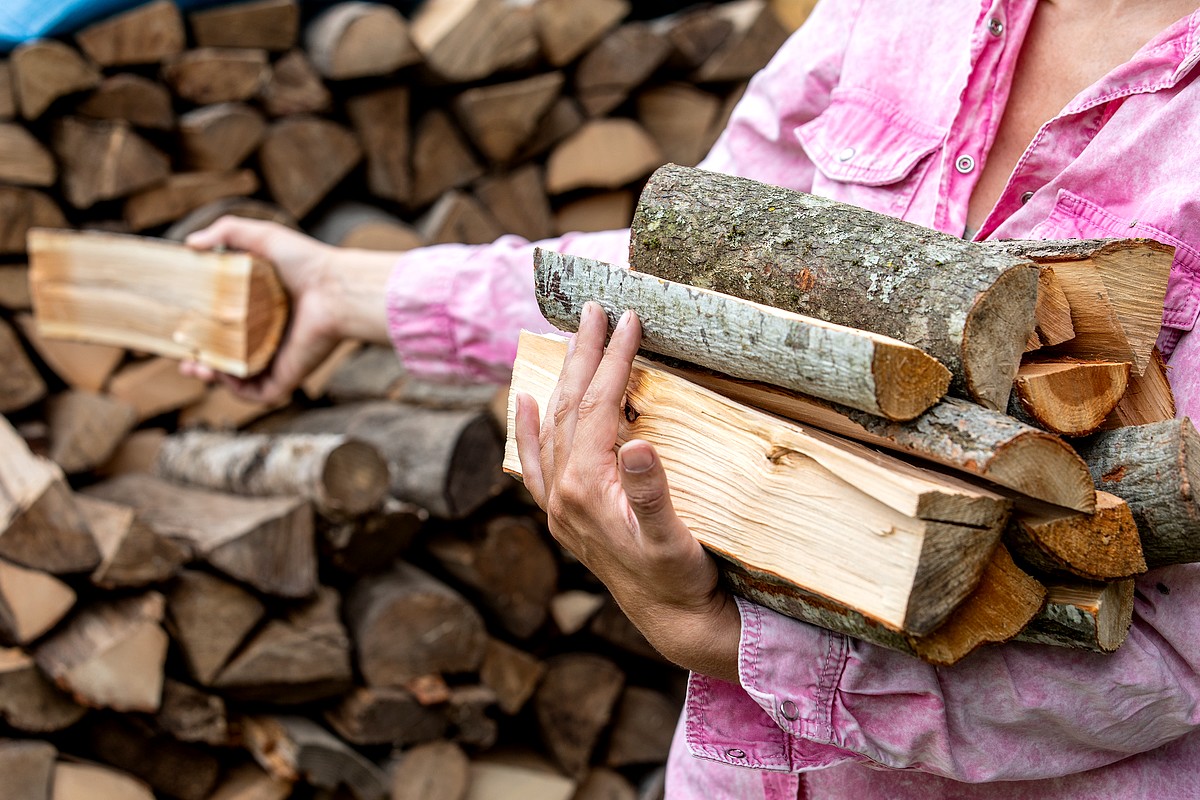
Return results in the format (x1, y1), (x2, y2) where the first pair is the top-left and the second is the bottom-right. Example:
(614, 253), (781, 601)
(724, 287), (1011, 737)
(1012, 361), (1131, 437)
(244, 256), (289, 377)
(989, 432), (1097, 513)
(871, 345), (952, 421)
(962, 263), (1039, 410)
(322, 440), (390, 517)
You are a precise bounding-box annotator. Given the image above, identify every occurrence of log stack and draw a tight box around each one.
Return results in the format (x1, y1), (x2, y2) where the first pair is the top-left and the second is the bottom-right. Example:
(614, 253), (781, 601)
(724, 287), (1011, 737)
(0, 1), (799, 797)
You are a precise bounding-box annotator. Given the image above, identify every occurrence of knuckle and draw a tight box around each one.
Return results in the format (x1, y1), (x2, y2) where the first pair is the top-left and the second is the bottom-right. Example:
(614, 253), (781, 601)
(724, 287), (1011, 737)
(627, 483), (671, 515)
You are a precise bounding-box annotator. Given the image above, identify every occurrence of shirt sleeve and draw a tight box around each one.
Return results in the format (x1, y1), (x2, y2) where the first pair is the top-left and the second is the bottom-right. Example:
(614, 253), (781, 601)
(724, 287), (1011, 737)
(683, 565), (1200, 783)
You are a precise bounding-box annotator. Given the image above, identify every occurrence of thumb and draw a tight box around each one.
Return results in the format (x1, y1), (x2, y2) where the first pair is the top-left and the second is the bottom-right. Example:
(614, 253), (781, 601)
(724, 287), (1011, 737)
(618, 440), (685, 544)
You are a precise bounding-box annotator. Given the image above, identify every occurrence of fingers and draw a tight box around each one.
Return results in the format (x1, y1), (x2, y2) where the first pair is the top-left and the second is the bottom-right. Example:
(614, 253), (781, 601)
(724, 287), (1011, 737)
(185, 216), (278, 255)
(513, 392), (547, 506)
(550, 302), (609, 453)
(574, 309), (640, 456)
(617, 439), (686, 547)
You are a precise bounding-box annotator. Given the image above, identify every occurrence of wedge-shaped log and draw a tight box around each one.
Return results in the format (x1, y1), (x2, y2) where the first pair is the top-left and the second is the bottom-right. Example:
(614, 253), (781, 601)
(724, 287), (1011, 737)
(77, 494), (189, 589)
(535, 653), (624, 778)
(1103, 347), (1175, 428)
(28, 228), (287, 378)
(1009, 359), (1131, 437)
(533, 0), (629, 67)
(0, 316), (46, 412)
(11, 40), (100, 120)
(0, 647), (87, 732)
(1015, 578), (1134, 654)
(86, 473), (315, 598)
(1005, 492), (1145, 581)
(0, 188), (65, 254)
(75, 0), (184, 66)
(76, 74), (175, 130)
(167, 569), (265, 686)
(1025, 266), (1075, 351)
(410, 0), (539, 83)
(0, 737), (55, 800)
(325, 686), (448, 747)
(245, 716), (389, 799)
(0, 558), (75, 645)
(536, 249), (950, 420)
(507, 333), (1011, 634)
(629, 165), (1039, 410)
(1077, 419), (1200, 568)
(305, 1), (421, 79)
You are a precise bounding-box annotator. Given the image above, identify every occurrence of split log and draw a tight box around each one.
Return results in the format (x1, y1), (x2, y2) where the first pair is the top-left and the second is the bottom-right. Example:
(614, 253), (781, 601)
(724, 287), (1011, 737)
(164, 197), (298, 242)
(96, 427), (165, 477)
(983, 238), (1173, 374)
(267, 401), (505, 519)
(310, 203), (423, 251)
(309, 343), (403, 401)
(52, 761), (154, 800)
(690, 0), (789, 82)
(107, 358), (208, 421)
(11, 39), (101, 120)
(1008, 359), (1130, 436)
(656, 5), (735, 70)
(0, 739), (56, 800)
(178, 384), (288, 430)
(76, 494), (189, 589)
(259, 49), (332, 117)
(577, 770), (637, 800)
(212, 586), (353, 704)
(52, 117), (170, 208)
(0, 123), (57, 186)
(537, 250), (951, 420)
(0, 265), (31, 309)
(390, 741), (470, 800)
(87, 473), (315, 597)
(1078, 419), (1200, 567)
(15, 313), (124, 392)
(476, 165), (556, 242)
(519, 96), (584, 161)
(508, 333), (1012, 635)
(445, 685), (498, 748)
(157, 679), (228, 746)
(590, 598), (666, 663)
(411, 109), (484, 208)
(454, 72), (564, 163)
(81, 714), (221, 800)
(0, 416), (101, 574)
(244, 715), (388, 800)
(156, 430), (388, 518)
(418, 191), (504, 246)
(1026, 266), (1075, 351)
(179, 104), (267, 171)
(426, 515), (559, 638)
(345, 561), (488, 686)
(1015, 578), (1134, 654)
(0, 558), (75, 645)
(0, 188), (65, 254)
(1104, 347), (1175, 428)
(410, 0), (540, 83)
(545, 119), (663, 194)
(162, 48), (269, 104)
(604, 687), (680, 767)
(0, 647), (87, 731)
(35, 592), (168, 712)
(0, 317), (46, 412)
(345, 87), (409, 202)
(1005, 492), (1145, 581)
(535, 653), (625, 777)
(554, 190), (635, 235)
(76, 73), (175, 129)
(166, 569), (265, 685)
(533, 0), (629, 67)
(637, 83), (722, 167)
(0, 61), (14, 119)
(324, 686), (448, 746)
(191, 0), (300, 51)
(75, 0), (184, 66)
(630, 165), (1040, 410)
(480, 637), (545, 715)
(574, 23), (671, 117)
(550, 590), (606, 635)
(319, 497), (424, 575)
(260, 116), (362, 219)
(44, 391), (137, 473)
(30, 229), (288, 378)
(305, 2), (420, 79)
(207, 764), (292, 800)
(467, 759), (577, 800)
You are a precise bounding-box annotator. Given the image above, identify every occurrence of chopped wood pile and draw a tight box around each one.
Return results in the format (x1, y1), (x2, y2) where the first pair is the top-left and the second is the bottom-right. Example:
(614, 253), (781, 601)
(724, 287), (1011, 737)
(507, 163), (1192, 668)
(0, 0), (805, 797)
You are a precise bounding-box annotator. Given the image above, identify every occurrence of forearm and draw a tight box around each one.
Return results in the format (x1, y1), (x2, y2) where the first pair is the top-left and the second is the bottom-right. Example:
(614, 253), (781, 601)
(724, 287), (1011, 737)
(323, 247), (398, 345)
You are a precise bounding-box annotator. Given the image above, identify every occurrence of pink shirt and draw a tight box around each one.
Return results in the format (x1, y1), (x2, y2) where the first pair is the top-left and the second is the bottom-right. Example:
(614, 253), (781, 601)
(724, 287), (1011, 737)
(386, 1), (1200, 796)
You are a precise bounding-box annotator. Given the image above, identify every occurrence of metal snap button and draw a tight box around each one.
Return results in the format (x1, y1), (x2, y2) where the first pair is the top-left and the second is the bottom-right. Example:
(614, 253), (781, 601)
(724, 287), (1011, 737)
(955, 154), (976, 174)
(988, 18), (1004, 36)
(837, 146), (856, 162)
(781, 700), (800, 720)
(726, 748), (747, 759)
(1020, 191), (1034, 204)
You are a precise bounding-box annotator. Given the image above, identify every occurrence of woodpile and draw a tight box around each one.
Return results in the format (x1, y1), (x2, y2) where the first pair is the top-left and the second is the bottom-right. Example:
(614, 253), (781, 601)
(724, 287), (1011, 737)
(0, 0), (800, 797)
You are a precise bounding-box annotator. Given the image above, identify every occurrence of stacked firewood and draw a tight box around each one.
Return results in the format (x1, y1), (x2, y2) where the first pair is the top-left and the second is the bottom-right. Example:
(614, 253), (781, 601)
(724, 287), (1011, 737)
(0, 1), (807, 798)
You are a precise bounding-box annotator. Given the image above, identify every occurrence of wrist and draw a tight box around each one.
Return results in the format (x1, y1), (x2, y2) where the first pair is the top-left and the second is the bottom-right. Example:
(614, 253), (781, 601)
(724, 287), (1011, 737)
(320, 247), (397, 344)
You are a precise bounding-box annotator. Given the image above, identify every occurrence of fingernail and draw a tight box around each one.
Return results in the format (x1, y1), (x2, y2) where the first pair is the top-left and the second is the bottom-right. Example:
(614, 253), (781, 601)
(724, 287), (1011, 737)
(620, 446), (654, 473)
(582, 301), (599, 324)
(566, 332), (577, 357)
(616, 309), (633, 331)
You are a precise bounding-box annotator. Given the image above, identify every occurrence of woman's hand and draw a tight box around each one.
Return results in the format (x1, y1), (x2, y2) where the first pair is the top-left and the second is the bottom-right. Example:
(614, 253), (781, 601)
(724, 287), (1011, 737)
(514, 302), (742, 682)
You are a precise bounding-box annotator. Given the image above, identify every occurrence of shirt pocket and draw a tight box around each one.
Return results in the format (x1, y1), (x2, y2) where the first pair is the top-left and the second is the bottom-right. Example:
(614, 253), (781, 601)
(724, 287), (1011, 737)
(1029, 188), (1200, 359)
(795, 86), (945, 219)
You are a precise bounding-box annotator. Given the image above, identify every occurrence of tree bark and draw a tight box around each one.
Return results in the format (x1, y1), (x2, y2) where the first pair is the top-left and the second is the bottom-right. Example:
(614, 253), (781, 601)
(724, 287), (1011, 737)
(1015, 578), (1134, 654)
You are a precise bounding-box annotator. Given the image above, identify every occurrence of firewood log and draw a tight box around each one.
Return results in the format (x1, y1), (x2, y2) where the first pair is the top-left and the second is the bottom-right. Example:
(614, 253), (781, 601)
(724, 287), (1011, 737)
(771, 0), (819, 30)
(191, 0), (300, 51)
(655, 4), (734, 70)
(0, 123), (57, 186)
(0, 317), (45, 412)
(636, 83), (721, 167)
(554, 190), (635, 235)
(96, 428), (165, 478)
(211, 586), (353, 704)
(411, 108), (484, 208)
(259, 116), (362, 219)
(107, 357), (208, 420)
(345, 87), (409, 202)
(1025, 266), (1075, 351)
(545, 119), (663, 194)
(0, 188), (65, 254)
(75, 73), (174, 129)
(164, 197), (298, 242)
(445, 684), (498, 748)
(156, 430), (388, 518)
(305, 1), (421, 79)
(244, 715), (388, 800)
(0, 265), (30, 310)
(1103, 347), (1175, 428)
(690, 0), (789, 82)
(345, 561), (488, 686)
(480, 637), (545, 715)
(76, 494), (189, 589)
(417, 191), (504, 245)
(52, 117), (169, 208)
(87, 473), (316, 597)
(589, 598), (666, 662)
(11, 40), (101, 120)
(604, 687), (680, 767)
(207, 764), (292, 800)
(15, 313), (124, 392)
(537, 250), (951, 420)
(259, 49), (332, 117)
(467, 758), (577, 800)
(576, 770), (637, 800)
(574, 23), (671, 117)
(81, 714), (221, 800)
(0, 647), (86, 731)
(0, 558), (75, 645)
(476, 165), (556, 241)
(453, 72), (564, 163)
(1078, 419), (1200, 568)
(509, 333), (1011, 635)
(410, 0), (539, 83)
(0, 739), (55, 800)
(549, 590), (606, 635)
(52, 761), (155, 800)
(162, 48), (269, 104)
(75, 0), (184, 66)
(44, 390), (137, 473)
(166, 569), (265, 685)
(1005, 492), (1145, 581)
(0, 416), (101, 574)
(324, 686), (448, 746)
(156, 679), (228, 746)
(0, 61), (14, 119)
(519, 96), (584, 161)
(1008, 359), (1130, 437)
(533, 0), (629, 67)
(179, 384), (288, 430)
(535, 653), (625, 777)
(1015, 577), (1134, 654)
(630, 165), (1040, 410)
(35, 592), (168, 712)
(179, 104), (267, 171)
(310, 203), (423, 251)
(30, 229), (288, 378)
(390, 742), (470, 800)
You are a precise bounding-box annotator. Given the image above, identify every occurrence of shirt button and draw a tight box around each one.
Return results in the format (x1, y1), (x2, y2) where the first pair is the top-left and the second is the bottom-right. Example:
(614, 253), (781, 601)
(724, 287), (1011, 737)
(781, 700), (800, 720)
(837, 146), (856, 162)
(988, 17), (1004, 36)
(1020, 191), (1034, 204)
(956, 154), (976, 174)
(726, 748), (747, 759)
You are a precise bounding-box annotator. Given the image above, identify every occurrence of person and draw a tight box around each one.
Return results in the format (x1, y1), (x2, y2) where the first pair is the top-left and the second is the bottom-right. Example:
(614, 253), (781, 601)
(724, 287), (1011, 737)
(187, 0), (1200, 796)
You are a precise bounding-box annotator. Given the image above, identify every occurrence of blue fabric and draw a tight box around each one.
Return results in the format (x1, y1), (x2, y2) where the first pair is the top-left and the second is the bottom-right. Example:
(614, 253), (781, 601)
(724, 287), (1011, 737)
(0, 0), (229, 53)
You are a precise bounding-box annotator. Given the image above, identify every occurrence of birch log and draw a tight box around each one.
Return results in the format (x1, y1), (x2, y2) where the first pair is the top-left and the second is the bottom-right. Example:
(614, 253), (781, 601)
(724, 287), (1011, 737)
(629, 164), (1039, 410)
(534, 249), (950, 420)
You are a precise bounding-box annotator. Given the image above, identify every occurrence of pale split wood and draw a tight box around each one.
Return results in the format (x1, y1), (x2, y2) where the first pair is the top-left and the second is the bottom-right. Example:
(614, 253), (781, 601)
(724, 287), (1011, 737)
(1025, 266), (1075, 351)
(1006, 491), (1145, 581)
(554, 190), (635, 235)
(1015, 578), (1134, 653)
(191, 0), (300, 51)
(545, 119), (663, 194)
(207, 764), (292, 800)
(75, 0), (184, 66)
(690, 0), (789, 82)
(0, 739), (56, 800)
(533, 0), (630, 67)
(771, 0), (820, 30)
(345, 86), (410, 202)
(410, 0), (540, 83)
(476, 165), (556, 242)
(466, 760), (577, 800)
(260, 49), (332, 117)
(44, 390), (137, 474)
(76, 494), (189, 590)
(244, 715), (388, 800)
(76, 73), (175, 130)
(312, 204), (423, 250)
(1103, 347), (1175, 428)
(410, 108), (483, 208)
(166, 569), (265, 686)
(52, 117), (170, 209)
(508, 332), (1011, 633)
(0, 557), (76, 645)
(29, 229), (288, 378)
(0, 316), (46, 412)
(16, 312), (124, 391)
(453, 72), (564, 163)
(549, 590), (606, 635)
(417, 191), (504, 246)
(0, 123), (57, 186)
(536, 249), (950, 420)
(162, 48), (269, 104)
(305, 1), (421, 79)
(52, 761), (155, 800)
(108, 358), (208, 421)
(11, 39), (101, 120)
(260, 115), (362, 219)
(574, 23), (672, 117)
(179, 103), (267, 171)
(1009, 358), (1130, 437)
(0, 647), (86, 731)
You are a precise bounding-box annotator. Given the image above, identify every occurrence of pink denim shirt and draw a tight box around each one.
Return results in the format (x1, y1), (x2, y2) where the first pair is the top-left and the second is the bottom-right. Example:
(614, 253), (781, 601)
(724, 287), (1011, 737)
(386, 1), (1200, 796)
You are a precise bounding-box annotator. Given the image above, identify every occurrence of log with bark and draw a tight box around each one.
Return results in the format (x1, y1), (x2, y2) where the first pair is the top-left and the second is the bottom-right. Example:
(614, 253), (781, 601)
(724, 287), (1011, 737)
(244, 715), (389, 800)
(324, 686), (448, 747)
(630, 165), (1040, 410)
(304, 1), (420, 79)
(1005, 492), (1145, 581)
(1014, 577), (1134, 654)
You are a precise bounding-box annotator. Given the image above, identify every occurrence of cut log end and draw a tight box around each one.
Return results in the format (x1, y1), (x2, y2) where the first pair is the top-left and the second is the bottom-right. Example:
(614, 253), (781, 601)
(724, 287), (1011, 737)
(1012, 491), (1146, 581)
(962, 263), (1040, 410)
(988, 432), (1097, 513)
(245, 256), (289, 376)
(1013, 360), (1131, 437)
(871, 344), (952, 421)
(322, 440), (391, 517)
